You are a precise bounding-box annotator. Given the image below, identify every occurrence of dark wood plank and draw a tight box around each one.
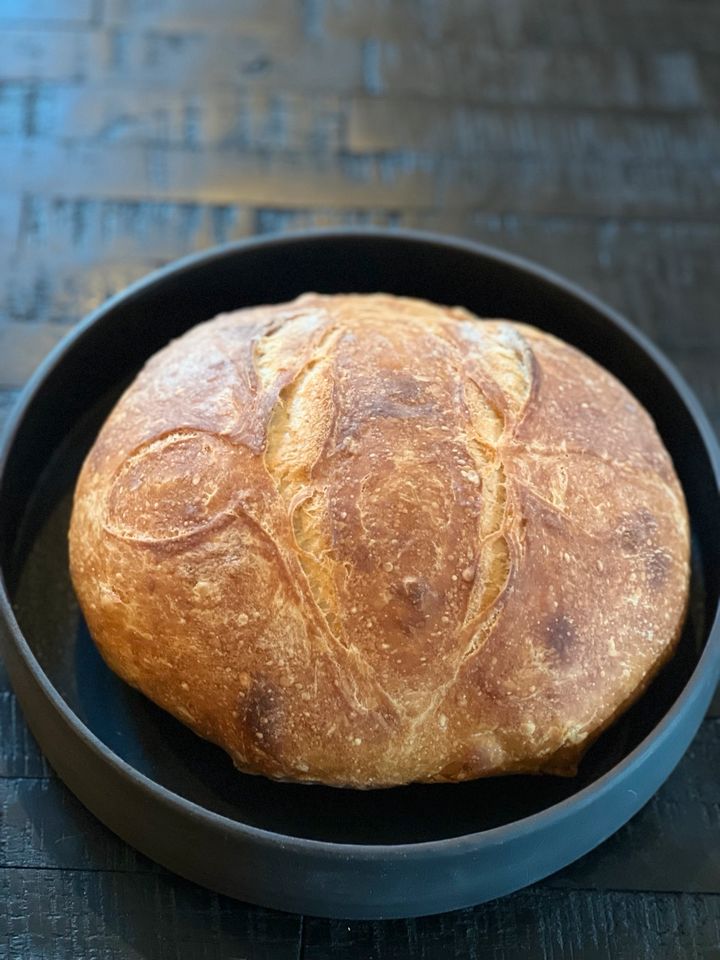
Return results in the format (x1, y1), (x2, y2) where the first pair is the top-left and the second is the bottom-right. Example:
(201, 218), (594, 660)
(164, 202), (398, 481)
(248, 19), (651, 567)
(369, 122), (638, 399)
(0, 140), (717, 219)
(9, 86), (345, 151)
(0, 777), (153, 872)
(0, 142), (431, 209)
(2, 19), (716, 109)
(0, 49), (714, 115)
(0, 389), (21, 429)
(0, 26), (364, 94)
(0, 30), (93, 83)
(0, 692), (50, 778)
(98, 0), (720, 59)
(104, 0), (300, 36)
(302, 890), (720, 960)
(305, 0), (720, 59)
(0, 323), (69, 388)
(1, 211), (718, 359)
(0, 867), (301, 960)
(347, 102), (720, 160)
(365, 45), (718, 108)
(0, 0), (94, 26)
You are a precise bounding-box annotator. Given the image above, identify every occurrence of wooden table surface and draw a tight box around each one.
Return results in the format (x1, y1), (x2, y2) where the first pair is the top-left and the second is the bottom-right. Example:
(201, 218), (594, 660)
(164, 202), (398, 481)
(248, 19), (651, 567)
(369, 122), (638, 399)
(1, 1), (719, 957)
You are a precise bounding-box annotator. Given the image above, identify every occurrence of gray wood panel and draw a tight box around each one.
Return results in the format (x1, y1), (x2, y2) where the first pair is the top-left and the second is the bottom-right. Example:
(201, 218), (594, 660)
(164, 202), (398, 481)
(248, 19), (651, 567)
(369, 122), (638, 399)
(0, 868), (301, 960)
(303, 890), (720, 960)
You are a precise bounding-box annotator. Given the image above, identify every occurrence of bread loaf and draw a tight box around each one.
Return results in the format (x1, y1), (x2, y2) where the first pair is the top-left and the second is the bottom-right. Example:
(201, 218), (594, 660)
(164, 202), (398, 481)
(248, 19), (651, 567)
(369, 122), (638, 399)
(69, 293), (690, 787)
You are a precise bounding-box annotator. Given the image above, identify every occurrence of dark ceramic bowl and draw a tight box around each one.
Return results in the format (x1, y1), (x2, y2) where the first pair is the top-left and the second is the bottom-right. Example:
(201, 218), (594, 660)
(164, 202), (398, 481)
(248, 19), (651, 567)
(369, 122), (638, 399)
(1, 229), (719, 919)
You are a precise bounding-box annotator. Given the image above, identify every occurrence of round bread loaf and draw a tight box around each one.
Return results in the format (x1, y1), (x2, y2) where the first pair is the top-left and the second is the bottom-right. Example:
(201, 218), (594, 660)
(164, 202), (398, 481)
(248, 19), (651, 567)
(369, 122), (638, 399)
(69, 293), (690, 788)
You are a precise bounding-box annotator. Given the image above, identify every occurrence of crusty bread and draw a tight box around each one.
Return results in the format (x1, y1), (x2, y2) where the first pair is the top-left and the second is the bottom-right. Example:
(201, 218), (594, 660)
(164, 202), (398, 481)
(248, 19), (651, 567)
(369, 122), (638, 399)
(68, 293), (690, 788)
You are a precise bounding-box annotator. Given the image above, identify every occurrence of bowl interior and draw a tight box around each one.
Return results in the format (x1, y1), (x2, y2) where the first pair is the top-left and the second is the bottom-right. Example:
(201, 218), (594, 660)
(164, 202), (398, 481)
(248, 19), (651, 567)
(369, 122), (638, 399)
(3, 233), (719, 845)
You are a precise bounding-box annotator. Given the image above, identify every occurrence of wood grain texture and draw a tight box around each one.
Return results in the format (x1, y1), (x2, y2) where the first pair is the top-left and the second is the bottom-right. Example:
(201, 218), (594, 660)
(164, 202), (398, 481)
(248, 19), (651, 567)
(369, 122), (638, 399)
(0, 868), (301, 960)
(1, 142), (717, 219)
(2, 868), (719, 959)
(303, 890), (720, 960)
(0, 777), (151, 873)
(0, 324), (69, 387)
(1, 213), (717, 355)
(0, 0), (719, 952)
(0, 389), (21, 430)
(0, 693), (50, 778)
(0, 0), (95, 26)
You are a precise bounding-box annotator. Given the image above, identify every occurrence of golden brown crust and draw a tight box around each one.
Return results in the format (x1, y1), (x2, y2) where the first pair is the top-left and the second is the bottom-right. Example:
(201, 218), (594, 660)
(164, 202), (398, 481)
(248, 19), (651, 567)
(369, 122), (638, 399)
(68, 293), (690, 787)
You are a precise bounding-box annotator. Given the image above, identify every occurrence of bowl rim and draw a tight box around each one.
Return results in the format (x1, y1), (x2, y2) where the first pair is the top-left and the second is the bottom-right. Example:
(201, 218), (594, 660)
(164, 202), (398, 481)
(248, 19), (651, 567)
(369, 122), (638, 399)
(1, 225), (719, 861)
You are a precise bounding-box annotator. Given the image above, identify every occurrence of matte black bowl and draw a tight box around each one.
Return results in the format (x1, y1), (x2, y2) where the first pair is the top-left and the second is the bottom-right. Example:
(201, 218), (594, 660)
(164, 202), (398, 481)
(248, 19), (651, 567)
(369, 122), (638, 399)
(1, 229), (719, 919)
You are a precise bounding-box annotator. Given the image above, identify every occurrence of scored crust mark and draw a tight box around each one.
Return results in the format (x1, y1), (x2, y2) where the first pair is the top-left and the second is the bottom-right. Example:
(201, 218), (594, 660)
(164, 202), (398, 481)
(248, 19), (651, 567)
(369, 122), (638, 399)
(451, 318), (536, 424)
(462, 379), (510, 627)
(103, 430), (240, 543)
(252, 304), (329, 390)
(290, 492), (343, 637)
(261, 325), (343, 639)
(477, 322), (536, 420)
(460, 325), (534, 631)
